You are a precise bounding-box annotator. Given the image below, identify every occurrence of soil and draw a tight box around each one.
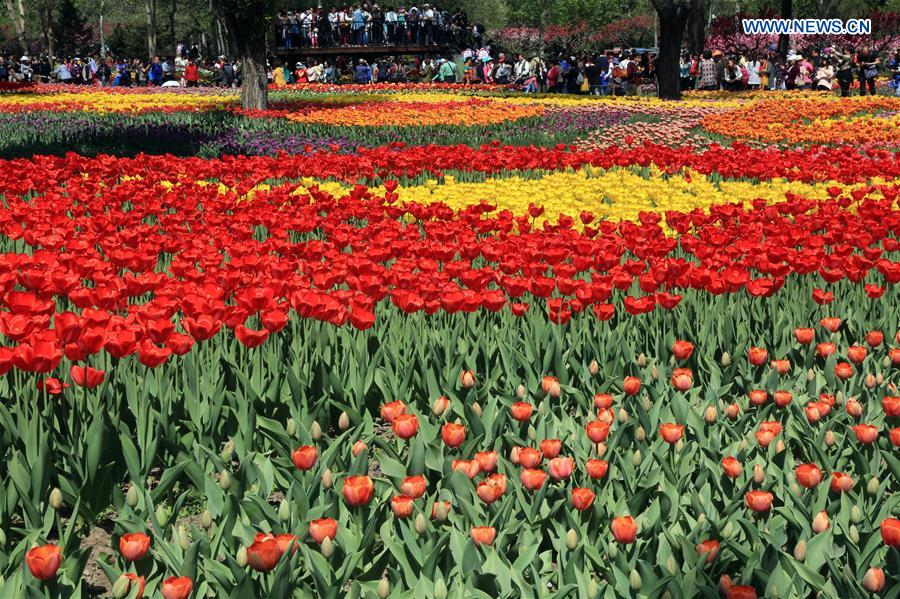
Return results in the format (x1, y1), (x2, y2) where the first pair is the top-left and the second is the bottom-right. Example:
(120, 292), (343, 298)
(81, 524), (114, 597)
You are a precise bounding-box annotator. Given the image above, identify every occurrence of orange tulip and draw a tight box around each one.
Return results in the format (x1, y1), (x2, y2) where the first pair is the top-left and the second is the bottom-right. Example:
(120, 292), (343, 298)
(623, 376), (641, 396)
(585, 420), (610, 443)
(745, 490), (773, 512)
(586, 459), (608, 479)
(571, 487), (596, 510)
(25, 544), (62, 581)
(391, 495), (414, 518)
(119, 532), (151, 561)
(342, 475), (375, 506)
(812, 511), (830, 533)
(470, 526), (496, 546)
(460, 370), (476, 389)
(401, 475), (427, 499)
(847, 345), (868, 364)
(725, 403), (740, 419)
(161, 576), (193, 599)
(610, 515), (637, 544)
(862, 567), (885, 592)
(830, 472), (854, 493)
(834, 361), (854, 380)
(891, 427), (900, 447)
(773, 390), (792, 407)
(865, 330), (884, 347)
(659, 423), (685, 444)
(380, 400), (406, 423)
(748, 390), (768, 406)
(308, 518), (338, 544)
(510, 402), (533, 422)
(793, 328), (814, 344)
(672, 340), (694, 360)
(392, 414), (419, 439)
(696, 539), (720, 563)
(548, 457), (575, 480)
(292, 445), (318, 470)
(441, 423), (466, 448)
(851, 424), (878, 444)
(721, 456), (742, 478)
(541, 375), (558, 394)
(770, 359), (790, 375)
(474, 450), (498, 473)
(477, 475), (506, 504)
(816, 342), (836, 358)
(451, 459), (480, 479)
(351, 440), (367, 457)
(671, 368), (693, 391)
(882, 518), (900, 547)
(121, 573), (146, 598)
(517, 447), (542, 468)
(883, 396), (900, 417)
(273, 534), (298, 555)
(820, 317), (841, 332)
(593, 393), (613, 409)
(747, 347), (768, 366)
(539, 438), (562, 459)
(430, 500), (452, 519)
(795, 464), (822, 489)
(520, 468), (547, 491)
(247, 536), (280, 571)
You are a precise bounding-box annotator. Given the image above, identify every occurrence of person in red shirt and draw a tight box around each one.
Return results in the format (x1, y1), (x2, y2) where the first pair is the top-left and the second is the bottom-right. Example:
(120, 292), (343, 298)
(184, 59), (199, 87)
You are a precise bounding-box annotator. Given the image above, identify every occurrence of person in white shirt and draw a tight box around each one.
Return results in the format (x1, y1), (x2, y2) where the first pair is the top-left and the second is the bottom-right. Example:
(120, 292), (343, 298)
(745, 54), (761, 89)
(513, 54), (530, 83)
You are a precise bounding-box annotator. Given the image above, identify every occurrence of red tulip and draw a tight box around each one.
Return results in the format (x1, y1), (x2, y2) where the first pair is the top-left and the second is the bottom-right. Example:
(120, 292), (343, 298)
(820, 317), (841, 332)
(391, 495), (414, 518)
(851, 424), (878, 444)
(308, 519), (338, 545)
(696, 539), (720, 563)
(727, 586), (757, 599)
(622, 376), (641, 395)
(891, 427), (900, 447)
(342, 475), (374, 506)
(392, 414), (419, 440)
(672, 340), (694, 360)
(745, 490), (773, 512)
(610, 516), (637, 544)
(70, 365), (105, 388)
(380, 400), (406, 422)
(510, 402), (533, 422)
(25, 544), (62, 580)
(161, 576), (193, 599)
(585, 420), (610, 443)
(441, 423), (466, 448)
(520, 468), (547, 491)
(748, 390), (768, 406)
(119, 532), (151, 561)
(795, 464), (822, 489)
(400, 475), (426, 499)
(881, 518), (900, 547)
(793, 328), (814, 344)
(121, 573), (146, 598)
(747, 347), (768, 366)
(586, 459), (608, 479)
(659, 423), (685, 444)
(539, 438), (562, 459)
(292, 445), (317, 470)
(247, 536), (280, 571)
(847, 345), (868, 364)
(865, 330), (884, 347)
(571, 487), (596, 510)
(721, 456), (742, 478)
(470, 526), (496, 546)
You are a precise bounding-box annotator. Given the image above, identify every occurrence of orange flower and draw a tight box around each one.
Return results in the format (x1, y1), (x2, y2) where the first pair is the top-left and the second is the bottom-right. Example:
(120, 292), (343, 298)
(342, 475), (375, 506)
(474, 450), (498, 473)
(161, 576), (193, 599)
(834, 361), (854, 380)
(247, 536), (280, 572)
(460, 370), (476, 388)
(851, 424), (878, 444)
(401, 475), (427, 498)
(585, 420), (610, 443)
(477, 474), (506, 504)
(391, 495), (414, 518)
(795, 463), (822, 488)
(672, 340), (694, 360)
(119, 532), (151, 561)
(520, 468), (547, 491)
(882, 518), (900, 547)
(748, 390), (768, 406)
(392, 414), (419, 439)
(571, 487), (596, 510)
(593, 393), (613, 409)
(441, 423), (466, 448)
(671, 368), (693, 391)
(747, 347), (768, 366)
(380, 400), (406, 423)
(610, 515), (637, 544)
(830, 472), (854, 493)
(548, 457), (575, 480)
(816, 342), (836, 358)
(623, 376), (641, 396)
(25, 544), (62, 580)
(773, 390), (793, 407)
(539, 438), (562, 459)
(451, 459), (480, 479)
(745, 490), (773, 512)
(793, 328), (814, 344)
(721, 456), (742, 478)
(846, 345), (868, 364)
(586, 459), (608, 479)
(812, 511), (830, 533)
(517, 447), (542, 468)
(292, 445), (318, 470)
(308, 518), (338, 544)
(862, 567), (885, 592)
(696, 539), (720, 563)
(470, 526), (496, 547)
(510, 402), (533, 422)
(659, 423), (685, 444)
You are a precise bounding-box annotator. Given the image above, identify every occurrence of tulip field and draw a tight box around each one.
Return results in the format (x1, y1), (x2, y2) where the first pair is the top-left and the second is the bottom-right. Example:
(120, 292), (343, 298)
(0, 84), (899, 598)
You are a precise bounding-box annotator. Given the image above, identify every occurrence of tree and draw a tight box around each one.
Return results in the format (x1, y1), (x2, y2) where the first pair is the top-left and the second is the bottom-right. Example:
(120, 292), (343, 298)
(54, 0), (90, 56)
(686, 0), (707, 55)
(145, 0), (157, 56)
(778, 0), (791, 56)
(650, 0), (692, 99)
(3, 0), (29, 53)
(209, 0), (273, 110)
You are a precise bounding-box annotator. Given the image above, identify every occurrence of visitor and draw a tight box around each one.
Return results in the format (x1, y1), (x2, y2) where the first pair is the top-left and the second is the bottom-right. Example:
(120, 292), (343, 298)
(565, 56), (582, 94)
(146, 56), (163, 86)
(586, 55), (604, 95)
(513, 54), (530, 85)
(745, 54), (761, 90)
(679, 52), (692, 92)
(355, 59), (371, 83)
(814, 59), (834, 91)
(857, 46), (879, 96)
(835, 46), (854, 97)
(697, 50), (716, 91)
(722, 58), (742, 91)
(183, 58), (200, 87)
(891, 50), (900, 97)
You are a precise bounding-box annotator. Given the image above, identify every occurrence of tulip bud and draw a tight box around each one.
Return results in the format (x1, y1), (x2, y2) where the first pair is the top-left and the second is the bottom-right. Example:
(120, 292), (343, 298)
(698, 513), (706, 526)
(566, 529), (578, 549)
(662, 593), (672, 599)
(865, 374), (876, 389)
(618, 408), (628, 424)
(595, 442), (606, 457)
(472, 402), (482, 417)
(178, 525), (190, 550)
(201, 509), (213, 529)
(666, 555), (678, 575)
(836, 390), (845, 404)
(0, 528), (6, 546)
(219, 469), (232, 490)
(843, 563), (853, 580)
(286, 418), (297, 437)
(378, 577), (391, 598)
(220, 439), (235, 463)
(850, 506), (863, 523)
(632, 449), (642, 467)
(527, 425), (536, 441)
(651, 364), (659, 381)
(126, 484), (139, 508)
(321, 536), (334, 557)
(789, 481), (800, 496)
(415, 513), (428, 535)
(704, 406), (717, 424)
(321, 468), (333, 489)
(812, 511), (830, 534)
(432, 396), (449, 416)
(235, 544), (249, 567)
(629, 569), (642, 591)
(793, 540), (806, 561)
(637, 353), (647, 367)
(825, 431), (835, 446)
(862, 567), (885, 593)
(608, 542), (618, 559)
(675, 439), (684, 452)
(753, 463), (765, 484)
(867, 476), (880, 495)
(587, 578), (600, 599)
(510, 446), (520, 464)
(775, 440), (785, 453)
(642, 396), (652, 412)
(278, 499), (291, 522)
(876, 372), (884, 385)
(44, 488), (63, 514)
(883, 356), (892, 369)
(434, 577), (448, 599)
(310, 420), (322, 440)
(516, 384), (526, 399)
(849, 525), (859, 544)
(338, 412), (350, 430)
(112, 575), (131, 598)
(435, 501), (449, 522)
(739, 439), (749, 453)
(635, 426), (646, 442)
(807, 368), (815, 382)
(156, 504), (168, 524)
(722, 521), (734, 539)
(589, 360), (599, 376)
(721, 352), (731, 366)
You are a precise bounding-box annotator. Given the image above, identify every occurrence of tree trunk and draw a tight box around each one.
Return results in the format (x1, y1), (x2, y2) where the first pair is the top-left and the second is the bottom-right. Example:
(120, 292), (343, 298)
(168, 0), (177, 55)
(210, 0), (270, 110)
(235, 32), (267, 110)
(4, 0), (29, 54)
(687, 0), (706, 56)
(653, 3), (691, 100)
(778, 0), (791, 58)
(145, 0), (157, 57)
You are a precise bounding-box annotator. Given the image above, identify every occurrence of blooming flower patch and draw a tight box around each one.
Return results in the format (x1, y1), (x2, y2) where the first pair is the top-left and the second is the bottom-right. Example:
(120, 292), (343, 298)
(0, 86), (898, 598)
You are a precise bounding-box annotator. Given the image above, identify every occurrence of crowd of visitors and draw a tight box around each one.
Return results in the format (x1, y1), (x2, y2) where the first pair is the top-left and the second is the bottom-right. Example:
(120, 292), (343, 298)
(275, 4), (477, 49)
(683, 46), (900, 96)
